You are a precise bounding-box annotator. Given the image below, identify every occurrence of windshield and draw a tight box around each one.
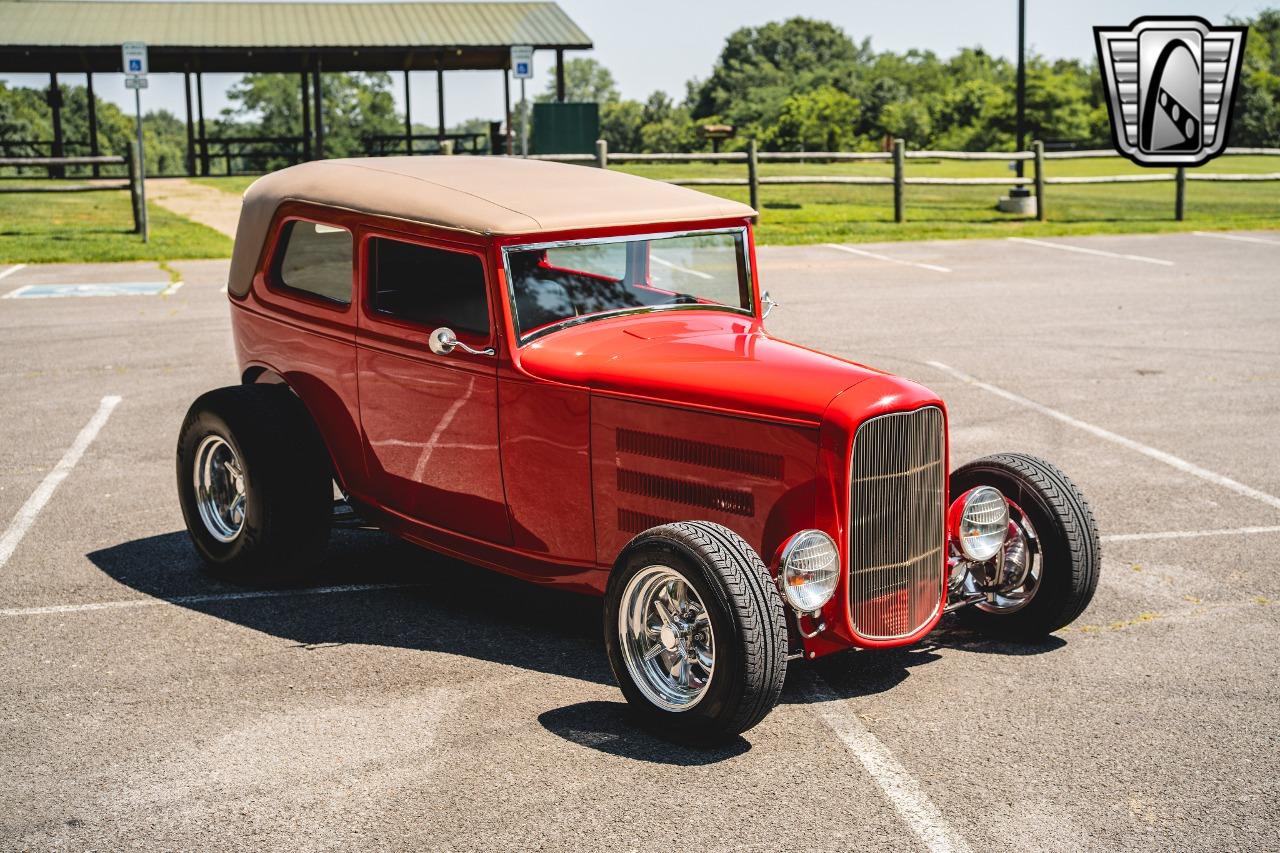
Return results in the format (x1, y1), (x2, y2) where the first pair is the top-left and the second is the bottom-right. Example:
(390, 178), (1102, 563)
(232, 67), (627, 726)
(504, 229), (752, 342)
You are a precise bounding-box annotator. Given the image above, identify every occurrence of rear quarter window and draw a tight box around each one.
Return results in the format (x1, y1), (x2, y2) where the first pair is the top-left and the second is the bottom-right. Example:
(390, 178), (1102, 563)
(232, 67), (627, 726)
(272, 220), (353, 304)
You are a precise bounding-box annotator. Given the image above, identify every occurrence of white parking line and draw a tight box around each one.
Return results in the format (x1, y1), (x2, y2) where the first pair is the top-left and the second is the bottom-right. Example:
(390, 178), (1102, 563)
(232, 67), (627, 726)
(0, 395), (122, 570)
(1103, 525), (1280, 543)
(823, 243), (952, 274)
(1007, 237), (1174, 266)
(928, 361), (1280, 512)
(1191, 231), (1280, 246)
(0, 263), (26, 284)
(807, 675), (971, 853)
(650, 254), (714, 280)
(0, 582), (418, 617)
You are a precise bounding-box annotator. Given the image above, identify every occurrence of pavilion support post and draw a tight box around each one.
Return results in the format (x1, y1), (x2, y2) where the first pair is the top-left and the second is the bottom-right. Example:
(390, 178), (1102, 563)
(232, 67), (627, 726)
(300, 72), (312, 161)
(403, 70), (413, 155)
(313, 61), (325, 159)
(436, 67), (445, 143)
(196, 72), (209, 176)
(555, 49), (565, 102)
(503, 69), (512, 155)
(47, 73), (65, 178)
(183, 71), (195, 176)
(86, 71), (101, 178)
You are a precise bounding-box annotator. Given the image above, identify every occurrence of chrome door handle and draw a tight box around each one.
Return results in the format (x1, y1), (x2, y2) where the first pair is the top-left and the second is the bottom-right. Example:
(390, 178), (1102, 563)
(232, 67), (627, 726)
(428, 327), (495, 357)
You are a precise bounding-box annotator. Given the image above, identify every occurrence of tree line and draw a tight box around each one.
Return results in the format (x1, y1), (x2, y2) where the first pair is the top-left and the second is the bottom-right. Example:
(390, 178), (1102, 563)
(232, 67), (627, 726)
(1, 11), (1276, 174)
(588, 12), (1279, 153)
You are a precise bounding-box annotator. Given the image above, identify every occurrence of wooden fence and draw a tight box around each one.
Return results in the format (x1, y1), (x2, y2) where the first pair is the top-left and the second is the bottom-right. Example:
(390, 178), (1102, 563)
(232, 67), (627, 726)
(0, 145), (146, 235)
(532, 140), (1280, 222)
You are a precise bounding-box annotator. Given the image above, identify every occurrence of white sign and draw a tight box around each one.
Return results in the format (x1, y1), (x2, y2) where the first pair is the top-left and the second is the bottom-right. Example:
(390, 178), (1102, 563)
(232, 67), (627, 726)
(124, 76), (148, 90)
(122, 41), (148, 76)
(511, 45), (534, 79)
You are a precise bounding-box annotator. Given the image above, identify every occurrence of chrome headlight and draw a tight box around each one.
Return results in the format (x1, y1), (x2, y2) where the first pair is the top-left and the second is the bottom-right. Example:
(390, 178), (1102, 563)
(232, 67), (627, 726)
(779, 530), (840, 612)
(956, 486), (1010, 562)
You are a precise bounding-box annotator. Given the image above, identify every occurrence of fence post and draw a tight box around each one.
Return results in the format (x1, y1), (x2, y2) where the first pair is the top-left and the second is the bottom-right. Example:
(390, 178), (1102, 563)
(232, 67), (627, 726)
(1034, 140), (1046, 221)
(893, 138), (905, 223)
(747, 139), (759, 214)
(595, 138), (608, 168)
(127, 141), (143, 236)
(1175, 167), (1186, 221)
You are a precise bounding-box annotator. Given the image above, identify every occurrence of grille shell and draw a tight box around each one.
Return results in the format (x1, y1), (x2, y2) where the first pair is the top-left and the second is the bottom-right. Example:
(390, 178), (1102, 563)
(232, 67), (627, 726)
(848, 406), (946, 640)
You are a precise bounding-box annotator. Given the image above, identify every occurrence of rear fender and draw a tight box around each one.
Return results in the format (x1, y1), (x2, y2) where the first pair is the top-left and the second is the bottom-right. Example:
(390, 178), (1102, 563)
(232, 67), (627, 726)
(240, 365), (363, 496)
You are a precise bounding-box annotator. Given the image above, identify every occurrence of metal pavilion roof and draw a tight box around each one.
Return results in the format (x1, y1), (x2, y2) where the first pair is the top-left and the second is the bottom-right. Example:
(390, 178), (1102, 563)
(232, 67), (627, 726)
(0, 0), (592, 71)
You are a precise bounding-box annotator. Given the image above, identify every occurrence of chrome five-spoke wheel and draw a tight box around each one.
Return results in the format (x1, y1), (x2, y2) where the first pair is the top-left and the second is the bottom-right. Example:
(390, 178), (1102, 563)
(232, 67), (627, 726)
(193, 435), (246, 543)
(618, 565), (715, 711)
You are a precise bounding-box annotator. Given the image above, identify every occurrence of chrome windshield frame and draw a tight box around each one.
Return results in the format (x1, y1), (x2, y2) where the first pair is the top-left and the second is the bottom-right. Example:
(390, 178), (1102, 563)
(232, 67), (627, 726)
(501, 226), (755, 347)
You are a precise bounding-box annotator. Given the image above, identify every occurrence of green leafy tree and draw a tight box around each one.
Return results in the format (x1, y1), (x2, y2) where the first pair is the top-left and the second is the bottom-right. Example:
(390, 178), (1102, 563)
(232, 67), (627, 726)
(929, 79), (1012, 150)
(764, 86), (861, 151)
(536, 57), (620, 103)
(227, 72), (401, 163)
(1231, 9), (1280, 144)
(690, 17), (866, 131)
(600, 99), (644, 151)
(0, 81), (187, 175)
(879, 98), (932, 147)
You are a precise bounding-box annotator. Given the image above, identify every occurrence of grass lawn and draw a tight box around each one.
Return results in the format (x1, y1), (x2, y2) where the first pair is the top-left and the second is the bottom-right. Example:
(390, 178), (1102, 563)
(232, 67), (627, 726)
(184, 154), (1280, 247)
(0, 184), (231, 264)
(618, 154), (1280, 243)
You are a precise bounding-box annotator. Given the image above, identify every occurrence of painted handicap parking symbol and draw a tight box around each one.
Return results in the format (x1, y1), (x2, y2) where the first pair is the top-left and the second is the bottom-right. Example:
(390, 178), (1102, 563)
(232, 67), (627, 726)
(3, 281), (181, 299)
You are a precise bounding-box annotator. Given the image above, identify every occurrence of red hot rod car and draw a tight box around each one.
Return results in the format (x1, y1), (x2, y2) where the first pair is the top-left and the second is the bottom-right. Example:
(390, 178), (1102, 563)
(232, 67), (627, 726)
(178, 157), (1099, 741)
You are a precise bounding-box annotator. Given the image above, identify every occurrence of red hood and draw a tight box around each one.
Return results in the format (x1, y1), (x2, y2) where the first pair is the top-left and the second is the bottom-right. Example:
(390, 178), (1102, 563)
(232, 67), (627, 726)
(514, 311), (882, 424)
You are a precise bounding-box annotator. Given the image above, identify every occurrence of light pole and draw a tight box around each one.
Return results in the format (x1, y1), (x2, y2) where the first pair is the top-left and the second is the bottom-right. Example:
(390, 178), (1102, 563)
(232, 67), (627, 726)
(1016, 0), (1026, 179)
(999, 0), (1035, 214)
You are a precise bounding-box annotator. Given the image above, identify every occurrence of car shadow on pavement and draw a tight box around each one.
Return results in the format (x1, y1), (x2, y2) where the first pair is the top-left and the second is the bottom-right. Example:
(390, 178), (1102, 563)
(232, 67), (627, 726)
(789, 627), (1067, 705)
(87, 529), (615, 686)
(538, 701), (751, 764)
(89, 529), (1066, 765)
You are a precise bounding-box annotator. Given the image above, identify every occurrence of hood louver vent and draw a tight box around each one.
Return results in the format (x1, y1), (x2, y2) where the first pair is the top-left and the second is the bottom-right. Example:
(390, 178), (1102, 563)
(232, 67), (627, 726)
(617, 429), (783, 479)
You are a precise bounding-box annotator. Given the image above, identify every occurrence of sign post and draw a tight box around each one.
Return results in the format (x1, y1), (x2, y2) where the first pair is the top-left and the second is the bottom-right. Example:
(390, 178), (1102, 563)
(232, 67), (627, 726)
(122, 41), (149, 242)
(511, 45), (533, 157)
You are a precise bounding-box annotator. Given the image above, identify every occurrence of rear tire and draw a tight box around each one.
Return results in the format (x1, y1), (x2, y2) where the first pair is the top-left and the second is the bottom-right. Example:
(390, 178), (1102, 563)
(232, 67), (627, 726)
(951, 453), (1100, 638)
(603, 521), (787, 743)
(177, 384), (331, 584)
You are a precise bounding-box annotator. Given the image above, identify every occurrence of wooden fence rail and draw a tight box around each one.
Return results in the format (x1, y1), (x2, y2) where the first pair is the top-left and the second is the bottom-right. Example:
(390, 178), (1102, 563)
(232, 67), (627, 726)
(0, 149), (144, 235)
(536, 141), (1280, 223)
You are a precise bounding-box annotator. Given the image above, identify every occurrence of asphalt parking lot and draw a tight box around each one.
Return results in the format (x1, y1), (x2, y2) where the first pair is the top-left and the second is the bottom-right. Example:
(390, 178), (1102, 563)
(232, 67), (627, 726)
(2, 230), (1278, 851)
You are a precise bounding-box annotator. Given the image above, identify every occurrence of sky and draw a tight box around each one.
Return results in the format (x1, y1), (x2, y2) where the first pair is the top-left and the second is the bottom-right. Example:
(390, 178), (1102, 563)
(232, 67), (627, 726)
(2, 0), (1273, 128)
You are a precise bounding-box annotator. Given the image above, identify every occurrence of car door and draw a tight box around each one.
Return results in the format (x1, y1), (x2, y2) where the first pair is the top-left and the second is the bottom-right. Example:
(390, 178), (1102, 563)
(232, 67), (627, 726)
(355, 229), (511, 545)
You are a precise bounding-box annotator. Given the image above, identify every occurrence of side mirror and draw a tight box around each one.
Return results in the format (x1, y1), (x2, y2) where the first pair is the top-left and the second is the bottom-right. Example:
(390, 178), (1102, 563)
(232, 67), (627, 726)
(761, 291), (779, 319)
(428, 327), (495, 357)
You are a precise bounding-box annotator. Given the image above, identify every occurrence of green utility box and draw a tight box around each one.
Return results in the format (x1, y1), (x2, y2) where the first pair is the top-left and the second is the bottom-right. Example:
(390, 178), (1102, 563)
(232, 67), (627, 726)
(531, 102), (600, 155)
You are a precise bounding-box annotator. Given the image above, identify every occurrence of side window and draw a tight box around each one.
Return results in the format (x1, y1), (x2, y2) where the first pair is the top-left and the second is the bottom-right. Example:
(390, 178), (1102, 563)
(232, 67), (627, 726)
(368, 237), (490, 336)
(272, 220), (352, 304)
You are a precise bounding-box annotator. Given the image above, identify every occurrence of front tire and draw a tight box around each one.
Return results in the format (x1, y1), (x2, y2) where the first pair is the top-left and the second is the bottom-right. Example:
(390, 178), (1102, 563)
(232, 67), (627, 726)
(604, 521), (787, 743)
(951, 453), (1100, 638)
(177, 384), (332, 583)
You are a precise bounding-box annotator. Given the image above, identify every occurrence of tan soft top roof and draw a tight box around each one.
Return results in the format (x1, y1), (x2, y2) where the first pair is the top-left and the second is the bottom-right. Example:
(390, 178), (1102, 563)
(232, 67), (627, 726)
(228, 157), (755, 296)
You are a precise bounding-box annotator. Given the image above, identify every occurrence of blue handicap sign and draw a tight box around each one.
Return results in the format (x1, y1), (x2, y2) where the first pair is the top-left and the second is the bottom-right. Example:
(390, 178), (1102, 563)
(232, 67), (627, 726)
(516, 62), (529, 75)
(128, 59), (142, 72)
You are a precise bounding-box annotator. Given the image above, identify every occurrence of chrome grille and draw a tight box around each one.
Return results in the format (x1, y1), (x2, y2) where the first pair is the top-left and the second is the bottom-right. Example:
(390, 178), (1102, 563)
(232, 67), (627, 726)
(849, 407), (946, 639)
